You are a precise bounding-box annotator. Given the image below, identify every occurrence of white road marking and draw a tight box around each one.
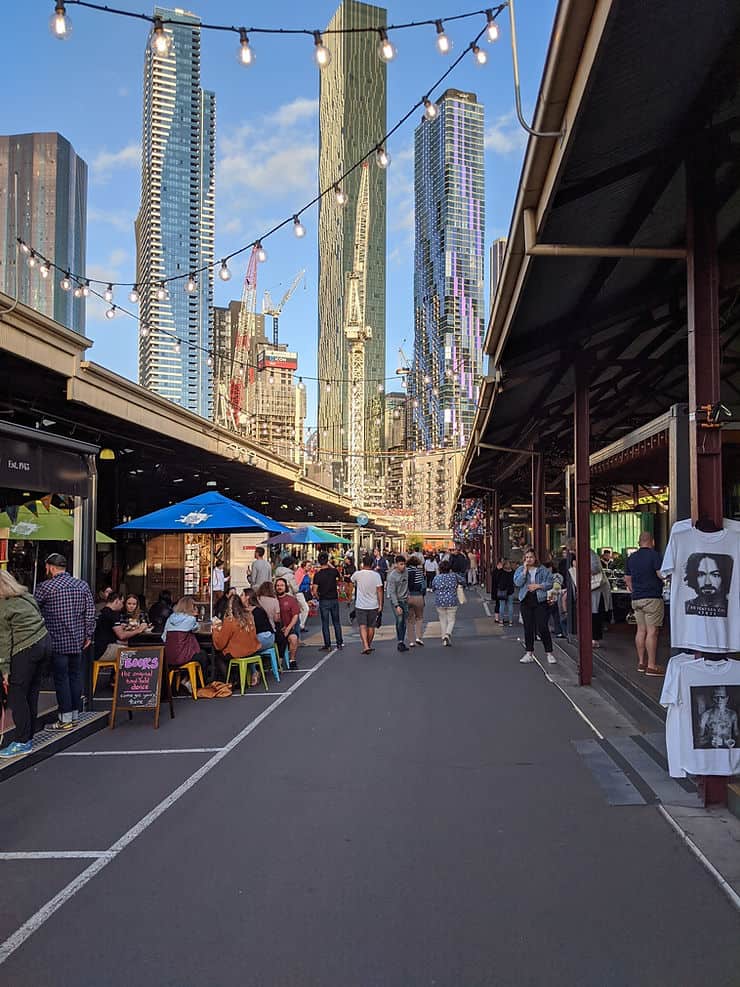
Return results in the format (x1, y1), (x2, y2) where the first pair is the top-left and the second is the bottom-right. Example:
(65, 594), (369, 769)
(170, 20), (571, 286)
(0, 650), (336, 966)
(657, 806), (740, 913)
(57, 748), (224, 757)
(483, 602), (491, 617)
(0, 851), (113, 860)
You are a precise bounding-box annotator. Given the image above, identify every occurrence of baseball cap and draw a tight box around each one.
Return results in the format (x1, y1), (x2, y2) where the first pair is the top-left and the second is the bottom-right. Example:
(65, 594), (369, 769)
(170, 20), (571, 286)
(45, 552), (68, 568)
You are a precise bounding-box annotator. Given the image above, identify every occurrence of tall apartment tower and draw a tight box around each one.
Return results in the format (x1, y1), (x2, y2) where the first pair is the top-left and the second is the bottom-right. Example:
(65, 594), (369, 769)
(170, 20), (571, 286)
(0, 133), (87, 331)
(318, 0), (387, 492)
(136, 7), (216, 418)
(409, 90), (485, 450)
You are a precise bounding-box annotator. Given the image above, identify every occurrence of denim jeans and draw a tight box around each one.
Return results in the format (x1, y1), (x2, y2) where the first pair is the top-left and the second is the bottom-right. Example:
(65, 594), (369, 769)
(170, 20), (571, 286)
(257, 630), (275, 649)
(393, 600), (409, 642)
(52, 651), (82, 721)
(319, 599), (343, 647)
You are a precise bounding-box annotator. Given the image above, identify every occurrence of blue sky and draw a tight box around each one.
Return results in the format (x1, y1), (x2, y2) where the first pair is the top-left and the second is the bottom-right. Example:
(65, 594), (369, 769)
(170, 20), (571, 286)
(8, 1), (557, 428)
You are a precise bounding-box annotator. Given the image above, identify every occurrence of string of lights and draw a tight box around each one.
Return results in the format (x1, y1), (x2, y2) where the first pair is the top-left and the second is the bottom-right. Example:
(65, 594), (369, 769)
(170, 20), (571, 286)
(43, 2), (503, 296)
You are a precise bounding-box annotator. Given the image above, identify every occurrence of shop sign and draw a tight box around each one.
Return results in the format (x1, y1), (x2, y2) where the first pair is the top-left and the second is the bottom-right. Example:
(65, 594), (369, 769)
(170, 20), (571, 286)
(0, 438), (90, 496)
(110, 646), (173, 729)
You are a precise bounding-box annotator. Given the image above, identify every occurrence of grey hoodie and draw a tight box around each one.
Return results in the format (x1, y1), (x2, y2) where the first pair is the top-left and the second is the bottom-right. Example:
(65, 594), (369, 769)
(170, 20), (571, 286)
(386, 568), (409, 608)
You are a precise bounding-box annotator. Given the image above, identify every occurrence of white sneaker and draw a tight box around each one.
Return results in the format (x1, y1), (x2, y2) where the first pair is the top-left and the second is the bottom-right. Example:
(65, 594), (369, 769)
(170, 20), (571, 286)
(546, 653), (557, 664)
(519, 652), (535, 664)
(409, 641), (415, 648)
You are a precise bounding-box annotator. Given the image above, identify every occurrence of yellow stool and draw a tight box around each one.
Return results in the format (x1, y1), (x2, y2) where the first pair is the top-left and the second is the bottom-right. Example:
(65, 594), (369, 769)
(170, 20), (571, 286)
(168, 661), (205, 700)
(92, 659), (117, 695)
(226, 655), (268, 695)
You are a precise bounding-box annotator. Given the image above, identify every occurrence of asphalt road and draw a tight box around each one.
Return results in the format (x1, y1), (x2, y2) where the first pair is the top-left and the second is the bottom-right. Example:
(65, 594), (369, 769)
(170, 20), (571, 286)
(0, 599), (738, 986)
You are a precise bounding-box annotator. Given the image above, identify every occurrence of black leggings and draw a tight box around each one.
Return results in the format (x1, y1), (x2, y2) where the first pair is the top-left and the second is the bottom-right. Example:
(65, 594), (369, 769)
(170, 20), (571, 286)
(520, 596), (553, 653)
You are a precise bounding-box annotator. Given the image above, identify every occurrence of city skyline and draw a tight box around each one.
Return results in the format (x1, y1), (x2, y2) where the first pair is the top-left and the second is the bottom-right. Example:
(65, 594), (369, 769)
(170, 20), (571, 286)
(136, 7), (216, 418)
(1, 2), (557, 434)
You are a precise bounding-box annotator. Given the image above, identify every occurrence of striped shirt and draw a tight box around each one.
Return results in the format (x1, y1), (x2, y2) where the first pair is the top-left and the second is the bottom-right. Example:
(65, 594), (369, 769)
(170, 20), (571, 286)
(34, 572), (96, 654)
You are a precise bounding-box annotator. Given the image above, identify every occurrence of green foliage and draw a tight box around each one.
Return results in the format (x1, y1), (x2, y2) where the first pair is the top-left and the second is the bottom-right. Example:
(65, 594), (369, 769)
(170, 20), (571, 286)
(407, 533), (424, 552)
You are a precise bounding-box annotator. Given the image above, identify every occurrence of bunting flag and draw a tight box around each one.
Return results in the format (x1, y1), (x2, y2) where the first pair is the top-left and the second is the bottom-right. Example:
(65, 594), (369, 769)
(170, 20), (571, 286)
(26, 502), (39, 516)
(40, 495), (53, 512)
(6, 505), (19, 524)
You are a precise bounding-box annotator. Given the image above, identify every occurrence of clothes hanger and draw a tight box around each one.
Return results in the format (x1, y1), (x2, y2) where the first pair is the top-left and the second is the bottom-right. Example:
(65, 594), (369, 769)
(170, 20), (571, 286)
(694, 513), (722, 533)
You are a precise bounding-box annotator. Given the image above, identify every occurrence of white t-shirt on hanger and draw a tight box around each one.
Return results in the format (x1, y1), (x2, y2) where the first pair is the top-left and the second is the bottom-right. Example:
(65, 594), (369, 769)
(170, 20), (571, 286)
(660, 658), (740, 777)
(661, 526), (740, 652)
(660, 654), (701, 777)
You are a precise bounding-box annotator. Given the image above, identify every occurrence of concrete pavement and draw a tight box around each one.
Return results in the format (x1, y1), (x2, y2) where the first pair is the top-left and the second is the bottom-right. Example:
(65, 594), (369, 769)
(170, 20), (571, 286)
(0, 594), (738, 985)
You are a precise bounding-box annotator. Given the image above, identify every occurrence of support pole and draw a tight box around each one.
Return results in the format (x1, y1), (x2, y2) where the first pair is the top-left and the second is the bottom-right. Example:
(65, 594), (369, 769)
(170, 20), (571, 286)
(492, 487), (501, 574)
(532, 451), (545, 557)
(574, 358), (593, 686)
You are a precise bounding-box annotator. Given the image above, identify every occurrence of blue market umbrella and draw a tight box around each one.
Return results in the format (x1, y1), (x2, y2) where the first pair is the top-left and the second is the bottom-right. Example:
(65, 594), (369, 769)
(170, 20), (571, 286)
(115, 491), (290, 616)
(264, 524), (352, 546)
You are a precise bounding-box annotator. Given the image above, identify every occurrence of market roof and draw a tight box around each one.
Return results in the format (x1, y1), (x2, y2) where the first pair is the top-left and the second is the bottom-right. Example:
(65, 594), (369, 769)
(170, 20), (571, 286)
(458, 0), (740, 506)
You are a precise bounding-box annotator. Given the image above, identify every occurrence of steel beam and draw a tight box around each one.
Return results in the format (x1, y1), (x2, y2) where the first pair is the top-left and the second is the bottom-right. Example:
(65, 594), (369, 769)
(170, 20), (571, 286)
(532, 448), (545, 556)
(574, 358), (593, 685)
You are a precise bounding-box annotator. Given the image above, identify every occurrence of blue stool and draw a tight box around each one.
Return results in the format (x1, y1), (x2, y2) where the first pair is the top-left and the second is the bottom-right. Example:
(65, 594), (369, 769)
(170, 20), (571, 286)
(259, 645), (281, 681)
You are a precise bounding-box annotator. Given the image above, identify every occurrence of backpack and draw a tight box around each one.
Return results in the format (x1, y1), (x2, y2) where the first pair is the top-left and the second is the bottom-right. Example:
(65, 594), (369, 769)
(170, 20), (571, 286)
(299, 574), (311, 595)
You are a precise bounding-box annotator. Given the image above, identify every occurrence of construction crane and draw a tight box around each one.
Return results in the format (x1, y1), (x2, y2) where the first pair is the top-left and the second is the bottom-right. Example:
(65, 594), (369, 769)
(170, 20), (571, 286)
(344, 163), (372, 506)
(262, 269), (305, 346)
(396, 344), (411, 378)
(224, 245), (259, 431)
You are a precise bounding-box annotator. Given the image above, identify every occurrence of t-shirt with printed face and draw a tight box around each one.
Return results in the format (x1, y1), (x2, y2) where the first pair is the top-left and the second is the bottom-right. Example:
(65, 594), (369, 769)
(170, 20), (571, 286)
(625, 547), (663, 600)
(351, 568), (383, 610)
(661, 525), (740, 652)
(660, 657), (740, 777)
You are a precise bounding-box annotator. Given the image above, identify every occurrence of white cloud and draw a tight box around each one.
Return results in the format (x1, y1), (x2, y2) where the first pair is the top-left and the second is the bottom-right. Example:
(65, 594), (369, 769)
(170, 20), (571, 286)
(88, 207), (133, 234)
(484, 113), (527, 155)
(272, 97), (319, 128)
(91, 143), (140, 181)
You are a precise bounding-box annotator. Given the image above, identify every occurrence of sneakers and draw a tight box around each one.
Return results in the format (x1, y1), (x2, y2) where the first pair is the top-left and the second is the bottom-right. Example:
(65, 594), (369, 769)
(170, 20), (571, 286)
(0, 740), (33, 758)
(408, 641), (415, 648)
(319, 645), (332, 652)
(397, 642), (409, 652)
(519, 652), (535, 664)
(49, 719), (74, 731)
(416, 639), (424, 647)
(442, 635), (451, 647)
(546, 653), (557, 664)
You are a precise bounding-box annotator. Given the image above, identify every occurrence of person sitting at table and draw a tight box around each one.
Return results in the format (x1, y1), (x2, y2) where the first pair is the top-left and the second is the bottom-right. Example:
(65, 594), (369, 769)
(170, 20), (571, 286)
(162, 596), (208, 693)
(275, 577), (301, 670)
(123, 594), (149, 629)
(256, 581), (281, 631)
(211, 595), (261, 686)
(148, 590), (173, 636)
(214, 586), (237, 622)
(94, 593), (149, 664)
(241, 589), (275, 651)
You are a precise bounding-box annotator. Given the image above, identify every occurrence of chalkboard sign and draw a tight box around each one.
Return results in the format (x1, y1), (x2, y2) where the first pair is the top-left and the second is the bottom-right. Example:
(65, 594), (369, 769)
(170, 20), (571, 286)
(110, 646), (173, 729)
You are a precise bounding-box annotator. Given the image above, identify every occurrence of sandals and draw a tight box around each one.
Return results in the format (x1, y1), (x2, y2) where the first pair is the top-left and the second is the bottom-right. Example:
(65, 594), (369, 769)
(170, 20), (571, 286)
(637, 663), (647, 673)
(645, 666), (665, 677)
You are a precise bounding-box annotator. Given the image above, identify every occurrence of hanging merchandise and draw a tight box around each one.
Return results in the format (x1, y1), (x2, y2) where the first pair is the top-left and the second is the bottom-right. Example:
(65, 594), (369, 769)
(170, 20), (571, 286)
(660, 657), (740, 778)
(660, 521), (740, 652)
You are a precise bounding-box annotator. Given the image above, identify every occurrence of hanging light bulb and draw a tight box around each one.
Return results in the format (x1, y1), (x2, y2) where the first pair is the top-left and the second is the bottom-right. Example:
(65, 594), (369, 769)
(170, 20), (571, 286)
(207, 353), (214, 368)
(60, 272), (72, 292)
(435, 20), (450, 54)
(313, 31), (332, 69)
(325, 381), (331, 392)
(140, 324), (149, 338)
(423, 98), (439, 121)
(104, 283), (114, 303)
(485, 9), (500, 42)
(255, 240), (267, 263)
(73, 284), (83, 299)
(218, 260), (232, 282)
(19, 241), (30, 255)
(185, 274), (197, 293)
(471, 43), (487, 65)
(378, 383), (384, 393)
(28, 252), (37, 268)
(424, 374), (431, 385)
(156, 281), (168, 301)
(334, 183), (347, 207)
(269, 373), (275, 385)
(129, 285), (140, 304)
(151, 16), (171, 57)
(377, 28), (396, 62)
(105, 305), (116, 320)
(298, 377), (305, 390)
(293, 215), (306, 238)
(49, 2), (72, 40)
(174, 339), (181, 354)
(237, 28), (254, 66)
(39, 261), (50, 279)
(375, 145), (391, 169)
(82, 280), (90, 297)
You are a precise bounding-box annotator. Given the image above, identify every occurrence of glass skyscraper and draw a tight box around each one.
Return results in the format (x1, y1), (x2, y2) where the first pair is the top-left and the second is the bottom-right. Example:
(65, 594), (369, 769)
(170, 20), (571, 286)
(318, 0), (387, 492)
(0, 132), (87, 332)
(136, 7), (215, 418)
(410, 89), (485, 450)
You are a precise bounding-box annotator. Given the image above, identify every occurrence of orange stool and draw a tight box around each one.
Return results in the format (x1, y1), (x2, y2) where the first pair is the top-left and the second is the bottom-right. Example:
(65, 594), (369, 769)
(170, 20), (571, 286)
(168, 661), (205, 700)
(92, 659), (117, 695)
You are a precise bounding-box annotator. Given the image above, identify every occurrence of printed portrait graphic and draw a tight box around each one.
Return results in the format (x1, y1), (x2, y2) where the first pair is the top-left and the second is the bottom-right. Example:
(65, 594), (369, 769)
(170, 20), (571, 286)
(683, 552), (733, 618)
(690, 685), (740, 749)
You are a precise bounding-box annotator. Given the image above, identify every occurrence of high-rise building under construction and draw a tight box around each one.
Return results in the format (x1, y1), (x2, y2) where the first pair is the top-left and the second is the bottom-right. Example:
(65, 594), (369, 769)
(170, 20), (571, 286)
(318, 0), (387, 495)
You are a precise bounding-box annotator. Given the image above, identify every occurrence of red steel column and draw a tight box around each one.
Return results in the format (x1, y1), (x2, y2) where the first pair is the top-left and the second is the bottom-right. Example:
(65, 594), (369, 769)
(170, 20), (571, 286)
(687, 153), (722, 526)
(574, 358), (593, 686)
(492, 487), (501, 574)
(532, 450), (545, 557)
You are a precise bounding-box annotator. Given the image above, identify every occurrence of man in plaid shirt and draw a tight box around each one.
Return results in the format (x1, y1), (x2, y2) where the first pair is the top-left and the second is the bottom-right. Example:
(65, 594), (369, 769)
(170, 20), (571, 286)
(34, 553), (96, 730)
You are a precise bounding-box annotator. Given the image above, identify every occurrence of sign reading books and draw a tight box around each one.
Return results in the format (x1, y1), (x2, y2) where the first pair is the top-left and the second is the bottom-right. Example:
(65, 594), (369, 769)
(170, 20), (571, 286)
(110, 646), (173, 729)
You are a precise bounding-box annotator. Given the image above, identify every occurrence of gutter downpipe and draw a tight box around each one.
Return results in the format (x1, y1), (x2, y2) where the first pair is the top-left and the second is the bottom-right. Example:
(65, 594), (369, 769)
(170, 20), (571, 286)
(523, 209), (687, 259)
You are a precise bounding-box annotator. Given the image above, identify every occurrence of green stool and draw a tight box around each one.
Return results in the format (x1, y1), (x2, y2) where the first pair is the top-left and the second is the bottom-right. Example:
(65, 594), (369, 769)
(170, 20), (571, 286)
(226, 655), (268, 694)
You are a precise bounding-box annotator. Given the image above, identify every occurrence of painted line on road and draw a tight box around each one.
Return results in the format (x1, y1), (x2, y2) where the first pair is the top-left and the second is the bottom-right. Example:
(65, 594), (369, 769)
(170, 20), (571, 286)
(482, 602), (491, 617)
(0, 649), (337, 967)
(657, 805), (740, 913)
(0, 851), (113, 861)
(57, 748), (224, 757)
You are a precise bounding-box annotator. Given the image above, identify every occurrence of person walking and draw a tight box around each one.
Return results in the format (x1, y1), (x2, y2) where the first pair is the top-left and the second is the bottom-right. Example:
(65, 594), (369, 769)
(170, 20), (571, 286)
(249, 547), (272, 590)
(624, 531), (665, 674)
(423, 553), (439, 590)
(350, 555), (383, 654)
(514, 549), (556, 665)
(34, 552), (95, 730)
(211, 560), (229, 604)
(386, 556), (410, 652)
(431, 560), (460, 647)
(496, 561), (516, 626)
(406, 555), (426, 646)
(467, 550), (478, 586)
(312, 552), (344, 651)
(0, 570), (50, 757)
